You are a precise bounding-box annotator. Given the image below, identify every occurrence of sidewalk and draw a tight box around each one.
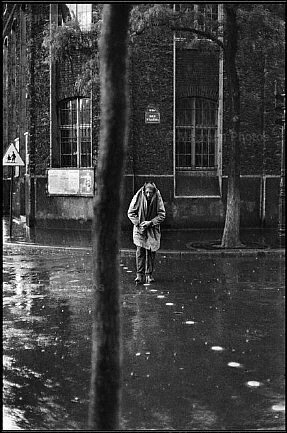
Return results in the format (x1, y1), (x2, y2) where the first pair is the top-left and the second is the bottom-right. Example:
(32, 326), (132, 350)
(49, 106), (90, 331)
(3, 217), (285, 257)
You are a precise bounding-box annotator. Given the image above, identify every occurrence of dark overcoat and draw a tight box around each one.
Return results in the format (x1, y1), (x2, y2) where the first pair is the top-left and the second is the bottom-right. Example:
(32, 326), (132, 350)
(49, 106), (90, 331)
(127, 183), (166, 252)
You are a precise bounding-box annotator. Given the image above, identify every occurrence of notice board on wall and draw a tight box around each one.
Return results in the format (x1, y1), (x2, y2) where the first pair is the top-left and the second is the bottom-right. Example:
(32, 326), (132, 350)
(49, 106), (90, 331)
(48, 169), (94, 196)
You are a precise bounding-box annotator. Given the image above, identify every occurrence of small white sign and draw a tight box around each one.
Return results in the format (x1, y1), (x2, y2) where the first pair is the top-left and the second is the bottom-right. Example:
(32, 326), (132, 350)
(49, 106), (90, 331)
(145, 105), (160, 124)
(3, 143), (25, 166)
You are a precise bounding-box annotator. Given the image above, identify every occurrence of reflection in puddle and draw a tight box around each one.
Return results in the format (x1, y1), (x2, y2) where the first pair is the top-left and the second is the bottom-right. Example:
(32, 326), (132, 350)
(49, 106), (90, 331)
(228, 362), (243, 368)
(246, 380), (263, 388)
(272, 404), (285, 412)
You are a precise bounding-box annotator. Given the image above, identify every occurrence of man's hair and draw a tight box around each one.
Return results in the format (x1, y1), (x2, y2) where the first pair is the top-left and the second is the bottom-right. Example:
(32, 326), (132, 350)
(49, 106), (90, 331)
(144, 182), (156, 191)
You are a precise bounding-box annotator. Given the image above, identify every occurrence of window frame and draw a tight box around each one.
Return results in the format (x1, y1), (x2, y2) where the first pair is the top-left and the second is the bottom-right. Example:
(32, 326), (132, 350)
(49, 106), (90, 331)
(175, 97), (218, 171)
(59, 97), (92, 168)
(173, 3), (224, 198)
(65, 3), (92, 31)
(197, 3), (218, 35)
(173, 3), (219, 42)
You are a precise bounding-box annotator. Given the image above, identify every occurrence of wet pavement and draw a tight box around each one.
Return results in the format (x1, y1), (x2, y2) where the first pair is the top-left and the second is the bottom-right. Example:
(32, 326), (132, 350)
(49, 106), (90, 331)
(2, 219), (285, 431)
(2, 216), (286, 252)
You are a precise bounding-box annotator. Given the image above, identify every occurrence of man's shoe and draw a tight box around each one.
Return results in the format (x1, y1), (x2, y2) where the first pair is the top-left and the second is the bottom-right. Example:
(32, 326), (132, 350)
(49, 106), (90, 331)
(146, 274), (155, 284)
(135, 274), (144, 285)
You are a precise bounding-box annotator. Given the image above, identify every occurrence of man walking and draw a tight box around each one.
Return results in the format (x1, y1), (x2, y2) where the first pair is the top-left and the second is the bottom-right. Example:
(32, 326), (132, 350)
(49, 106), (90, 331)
(127, 182), (166, 284)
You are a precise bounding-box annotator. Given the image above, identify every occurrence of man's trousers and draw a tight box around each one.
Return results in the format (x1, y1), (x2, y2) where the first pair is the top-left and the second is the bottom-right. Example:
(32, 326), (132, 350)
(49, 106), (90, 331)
(136, 246), (156, 275)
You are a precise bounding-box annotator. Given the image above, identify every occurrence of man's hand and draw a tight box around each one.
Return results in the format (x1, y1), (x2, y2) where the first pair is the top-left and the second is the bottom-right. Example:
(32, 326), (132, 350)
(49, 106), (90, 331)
(140, 220), (152, 229)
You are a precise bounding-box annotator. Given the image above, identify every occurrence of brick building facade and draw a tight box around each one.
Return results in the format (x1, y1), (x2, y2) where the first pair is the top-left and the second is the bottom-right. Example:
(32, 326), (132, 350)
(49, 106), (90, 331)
(2, 3), (285, 229)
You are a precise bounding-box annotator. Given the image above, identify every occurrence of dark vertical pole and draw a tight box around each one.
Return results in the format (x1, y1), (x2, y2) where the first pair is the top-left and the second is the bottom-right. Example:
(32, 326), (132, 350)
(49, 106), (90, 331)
(9, 166), (14, 239)
(3, 38), (8, 148)
(88, 4), (131, 431)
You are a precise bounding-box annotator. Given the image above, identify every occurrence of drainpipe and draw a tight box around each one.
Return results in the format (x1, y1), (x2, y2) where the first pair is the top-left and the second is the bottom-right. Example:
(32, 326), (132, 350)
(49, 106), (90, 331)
(278, 110), (285, 238)
(26, 4), (36, 227)
(3, 37), (8, 148)
(260, 53), (267, 228)
(2, 4), (17, 37)
(50, 4), (58, 169)
(19, 5), (27, 217)
(130, 45), (136, 194)
(217, 4), (224, 197)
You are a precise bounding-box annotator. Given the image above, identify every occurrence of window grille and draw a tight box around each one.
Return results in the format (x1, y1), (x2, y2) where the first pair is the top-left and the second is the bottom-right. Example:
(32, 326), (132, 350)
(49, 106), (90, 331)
(59, 98), (92, 168)
(197, 4), (218, 34)
(174, 3), (219, 42)
(173, 4), (194, 42)
(176, 98), (217, 170)
(174, 4), (194, 13)
(66, 3), (92, 30)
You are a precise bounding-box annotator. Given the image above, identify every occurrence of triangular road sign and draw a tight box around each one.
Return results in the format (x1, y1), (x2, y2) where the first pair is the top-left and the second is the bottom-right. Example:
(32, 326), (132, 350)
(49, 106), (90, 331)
(3, 143), (25, 166)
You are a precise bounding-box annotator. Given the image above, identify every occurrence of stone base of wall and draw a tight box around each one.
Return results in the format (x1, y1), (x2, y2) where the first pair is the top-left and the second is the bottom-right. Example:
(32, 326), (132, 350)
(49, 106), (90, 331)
(3, 174), (281, 230)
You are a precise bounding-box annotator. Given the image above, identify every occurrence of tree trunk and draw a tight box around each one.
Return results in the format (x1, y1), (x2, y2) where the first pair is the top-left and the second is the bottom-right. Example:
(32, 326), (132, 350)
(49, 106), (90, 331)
(88, 4), (131, 430)
(221, 5), (243, 248)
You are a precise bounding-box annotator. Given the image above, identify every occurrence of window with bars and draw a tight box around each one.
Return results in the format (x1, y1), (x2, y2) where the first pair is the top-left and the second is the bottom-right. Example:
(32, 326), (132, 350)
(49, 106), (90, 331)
(174, 3), (218, 41)
(59, 98), (92, 168)
(174, 4), (194, 13)
(197, 4), (218, 34)
(176, 98), (217, 170)
(65, 3), (92, 30)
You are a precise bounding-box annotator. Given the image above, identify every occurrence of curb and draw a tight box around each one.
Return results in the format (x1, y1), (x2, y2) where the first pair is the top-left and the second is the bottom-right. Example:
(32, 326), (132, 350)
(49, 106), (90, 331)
(121, 248), (285, 258)
(3, 242), (285, 257)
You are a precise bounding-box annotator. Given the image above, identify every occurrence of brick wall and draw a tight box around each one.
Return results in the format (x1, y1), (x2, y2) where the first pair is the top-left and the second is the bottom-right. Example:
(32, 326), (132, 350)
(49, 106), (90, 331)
(128, 27), (174, 176)
(57, 46), (100, 167)
(34, 6), (50, 175)
(24, 4), (51, 176)
(25, 6), (283, 182)
(176, 48), (219, 98)
(222, 28), (284, 176)
(3, 4), (284, 228)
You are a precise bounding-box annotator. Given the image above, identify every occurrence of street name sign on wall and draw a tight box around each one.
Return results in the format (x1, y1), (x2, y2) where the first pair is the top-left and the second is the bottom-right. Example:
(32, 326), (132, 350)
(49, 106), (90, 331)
(3, 143), (25, 166)
(48, 168), (94, 196)
(145, 105), (160, 124)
